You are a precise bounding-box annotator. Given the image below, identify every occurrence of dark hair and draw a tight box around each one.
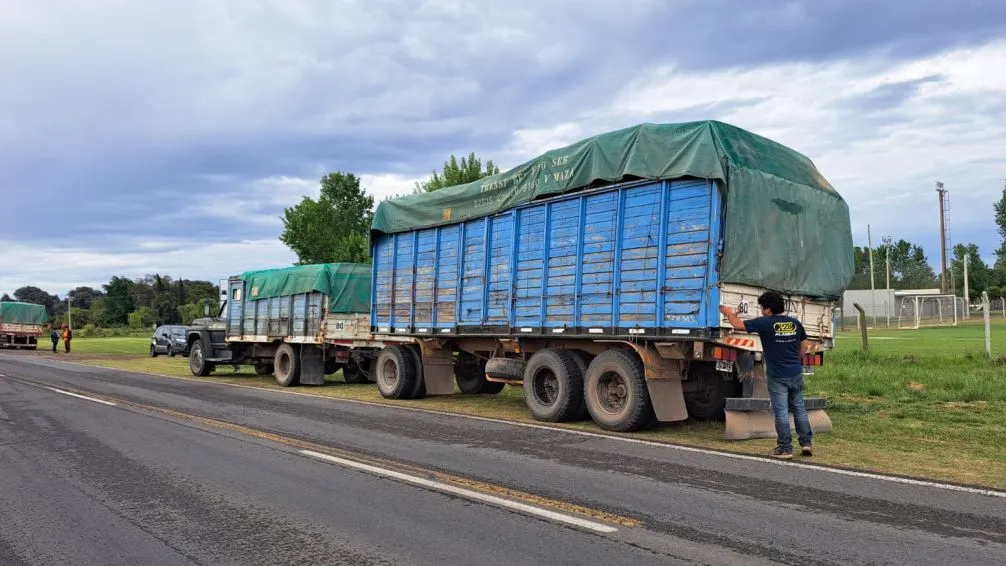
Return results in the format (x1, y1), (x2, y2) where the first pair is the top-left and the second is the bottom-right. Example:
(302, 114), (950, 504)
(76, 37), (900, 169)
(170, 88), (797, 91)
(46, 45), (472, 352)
(757, 291), (786, 315)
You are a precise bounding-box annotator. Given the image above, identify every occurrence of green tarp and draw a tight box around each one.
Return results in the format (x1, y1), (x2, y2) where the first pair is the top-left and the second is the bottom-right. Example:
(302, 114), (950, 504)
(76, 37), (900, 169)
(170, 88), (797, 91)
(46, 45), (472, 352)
(240, 263), (371, 313)
(371, 120), (853, 299)
(0, 301), (49, 325)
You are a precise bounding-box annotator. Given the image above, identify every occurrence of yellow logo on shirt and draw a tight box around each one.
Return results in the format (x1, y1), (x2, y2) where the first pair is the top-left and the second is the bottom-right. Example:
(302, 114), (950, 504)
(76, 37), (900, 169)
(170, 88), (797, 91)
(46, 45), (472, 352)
(773, 321), (796, 334)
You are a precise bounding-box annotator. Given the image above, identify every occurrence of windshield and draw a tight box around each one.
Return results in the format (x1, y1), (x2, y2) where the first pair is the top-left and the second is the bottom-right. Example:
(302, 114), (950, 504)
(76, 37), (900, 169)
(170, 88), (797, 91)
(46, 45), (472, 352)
(170, 327), (187, 336)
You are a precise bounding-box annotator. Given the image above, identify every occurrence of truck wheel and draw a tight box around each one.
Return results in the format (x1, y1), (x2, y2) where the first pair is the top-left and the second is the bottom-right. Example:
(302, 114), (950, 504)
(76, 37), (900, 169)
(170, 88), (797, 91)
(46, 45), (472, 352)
(324, 359), (341, 375)
(405, 345), (427, 399)
(254, 364), (273, 376)
(684, 362), (742, 421)
(584, 349), (655, 432)
(375, 345), (418, 399)
(188, 341), (213, 377)
(569, 351), (592, 419)
(343, 359), (371, 384)
(454, 353), (499, 394)
(274, 343), (301, 387)
(523, 349), (585, 422)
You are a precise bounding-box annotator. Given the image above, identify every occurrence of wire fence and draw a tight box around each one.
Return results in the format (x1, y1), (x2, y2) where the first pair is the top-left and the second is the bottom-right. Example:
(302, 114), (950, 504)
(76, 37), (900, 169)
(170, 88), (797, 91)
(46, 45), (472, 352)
(835, 297), (1006, 330)
(833, 295), (1005, 357)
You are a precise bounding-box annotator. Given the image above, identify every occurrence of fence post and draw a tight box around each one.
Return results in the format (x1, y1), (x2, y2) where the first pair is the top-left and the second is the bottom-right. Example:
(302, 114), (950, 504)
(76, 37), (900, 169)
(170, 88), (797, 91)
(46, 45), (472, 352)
(853, 302), (868, 352)
(983, 292), (991, 357)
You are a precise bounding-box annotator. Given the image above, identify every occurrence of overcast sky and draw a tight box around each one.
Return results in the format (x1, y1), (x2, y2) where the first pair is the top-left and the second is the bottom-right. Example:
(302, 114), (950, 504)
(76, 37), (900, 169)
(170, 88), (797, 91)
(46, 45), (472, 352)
(2, 0), (1005, 297)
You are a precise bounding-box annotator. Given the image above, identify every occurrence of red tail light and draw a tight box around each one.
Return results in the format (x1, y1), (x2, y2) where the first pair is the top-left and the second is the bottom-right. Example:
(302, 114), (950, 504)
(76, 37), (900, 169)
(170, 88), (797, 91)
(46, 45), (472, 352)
(713, 347), (737, 361)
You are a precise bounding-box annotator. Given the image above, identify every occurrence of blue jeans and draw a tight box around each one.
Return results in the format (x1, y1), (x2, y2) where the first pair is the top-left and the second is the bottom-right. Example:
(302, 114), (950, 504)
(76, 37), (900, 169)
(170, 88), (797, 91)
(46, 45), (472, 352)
(767, 374), (812, 452)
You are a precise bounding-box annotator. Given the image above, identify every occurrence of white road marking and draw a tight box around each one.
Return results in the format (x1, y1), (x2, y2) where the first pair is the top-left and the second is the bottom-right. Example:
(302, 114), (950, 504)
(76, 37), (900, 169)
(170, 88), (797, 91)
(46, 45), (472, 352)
(24, 358), (1006, 499)
(299, 449), (619, 533)
(44, 386), (118, 406)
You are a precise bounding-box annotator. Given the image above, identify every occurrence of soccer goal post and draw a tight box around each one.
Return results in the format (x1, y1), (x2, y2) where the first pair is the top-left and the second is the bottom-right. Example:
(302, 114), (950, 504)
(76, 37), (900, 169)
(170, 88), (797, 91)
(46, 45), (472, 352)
(896, 294), (962, 329)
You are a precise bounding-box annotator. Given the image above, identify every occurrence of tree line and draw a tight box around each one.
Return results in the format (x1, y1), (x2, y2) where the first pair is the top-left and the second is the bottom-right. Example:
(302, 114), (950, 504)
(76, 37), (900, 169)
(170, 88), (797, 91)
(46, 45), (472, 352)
(1, 274), (219, 329)
(849, 180), (1006, 301)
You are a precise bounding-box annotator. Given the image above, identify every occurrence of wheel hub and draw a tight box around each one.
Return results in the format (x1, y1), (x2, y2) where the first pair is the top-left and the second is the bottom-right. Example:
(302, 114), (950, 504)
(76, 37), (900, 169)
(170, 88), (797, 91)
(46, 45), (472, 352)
(533, 369), (559, 404)
(597, 371), (628, 414)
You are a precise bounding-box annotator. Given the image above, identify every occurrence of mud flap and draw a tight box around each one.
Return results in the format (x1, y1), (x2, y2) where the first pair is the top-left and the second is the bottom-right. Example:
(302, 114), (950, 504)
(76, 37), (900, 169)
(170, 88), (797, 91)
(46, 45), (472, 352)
(417, 342), (455, 395)
(298, 346), (326, 385)
(646, 380), (689, 422)
(724, 397), (832, 440)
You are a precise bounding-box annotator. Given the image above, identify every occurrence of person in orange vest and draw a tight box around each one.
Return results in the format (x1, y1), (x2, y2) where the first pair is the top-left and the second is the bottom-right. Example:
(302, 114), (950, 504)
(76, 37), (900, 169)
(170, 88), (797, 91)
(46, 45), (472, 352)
(62, 324), (72, 353)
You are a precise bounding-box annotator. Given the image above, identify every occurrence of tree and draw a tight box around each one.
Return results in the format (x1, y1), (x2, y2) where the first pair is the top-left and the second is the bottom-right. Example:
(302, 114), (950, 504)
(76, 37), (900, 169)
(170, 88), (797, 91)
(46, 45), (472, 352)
(848, 239), (938, 290)
(950, 243), (989, 300)
(183, 280), (219, 305)
(152, 294), (178, 325)
(101, 276), (135, 326)
(65, 286), (104, 310)
(279, 172), (375, 265)
(994, 178), (1006, 269)
(128, 306), (155, 329)
(413, 152), (500, 194)
(14, 286), (60, 316)
(178, 298), (218, 324)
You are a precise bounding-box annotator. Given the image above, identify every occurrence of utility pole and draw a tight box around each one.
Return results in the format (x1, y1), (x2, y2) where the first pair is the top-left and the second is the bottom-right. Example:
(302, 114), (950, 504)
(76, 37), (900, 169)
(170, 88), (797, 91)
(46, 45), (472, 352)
(964, 254), (970, 320)
(883, 235), (892, 327)
(868, 224), (876, 325)
(936, 181), (949, 293)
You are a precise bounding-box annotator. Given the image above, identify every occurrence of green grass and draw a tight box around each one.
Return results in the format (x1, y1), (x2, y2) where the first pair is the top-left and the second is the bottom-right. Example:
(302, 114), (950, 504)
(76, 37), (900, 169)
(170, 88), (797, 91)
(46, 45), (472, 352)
(835, 317), (1006, 356)
(34, 328), (1006, 490)
(68, 336), (156, 356)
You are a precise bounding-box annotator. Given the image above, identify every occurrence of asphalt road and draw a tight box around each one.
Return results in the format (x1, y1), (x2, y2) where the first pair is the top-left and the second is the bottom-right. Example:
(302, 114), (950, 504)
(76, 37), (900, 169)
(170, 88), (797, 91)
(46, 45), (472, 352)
(1, 353), (1004, 565)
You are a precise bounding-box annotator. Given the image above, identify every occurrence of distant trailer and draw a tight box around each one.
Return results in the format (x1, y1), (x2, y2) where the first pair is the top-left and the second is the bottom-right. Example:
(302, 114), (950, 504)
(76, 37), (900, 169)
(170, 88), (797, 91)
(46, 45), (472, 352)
(0, 301), (48, 350)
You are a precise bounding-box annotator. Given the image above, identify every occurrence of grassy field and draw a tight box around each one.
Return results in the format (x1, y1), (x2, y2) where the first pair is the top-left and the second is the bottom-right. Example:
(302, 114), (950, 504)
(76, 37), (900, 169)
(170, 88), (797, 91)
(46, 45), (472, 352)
(26, 322), (1006, 490)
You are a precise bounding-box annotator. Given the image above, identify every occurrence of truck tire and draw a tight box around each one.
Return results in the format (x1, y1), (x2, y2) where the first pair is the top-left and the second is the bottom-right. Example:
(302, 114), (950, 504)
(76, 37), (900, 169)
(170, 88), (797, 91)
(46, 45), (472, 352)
(569, 350), (591, 420)
(405, 345), (427, 399)
(254, 363), (273, 376)
(523, 349), (585, 422)
(324, 358), (341, 375)
(684, 362), (742, 421)
(584, 349), (655, 432)
(375, 345), (418, 399)
(342, 359), (370, 384)
(485, 357), (524, 381)
(188, 340), (213, 377)
(274, 343), (301, 387)
(454, 353), (503, 394)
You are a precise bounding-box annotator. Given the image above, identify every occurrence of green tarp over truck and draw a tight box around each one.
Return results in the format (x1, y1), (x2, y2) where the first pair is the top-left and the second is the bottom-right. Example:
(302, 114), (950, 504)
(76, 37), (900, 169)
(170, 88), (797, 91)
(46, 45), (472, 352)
(371, 120), (854, 299)
(240, 263), (371, 313)
(0, 301), (49, 325)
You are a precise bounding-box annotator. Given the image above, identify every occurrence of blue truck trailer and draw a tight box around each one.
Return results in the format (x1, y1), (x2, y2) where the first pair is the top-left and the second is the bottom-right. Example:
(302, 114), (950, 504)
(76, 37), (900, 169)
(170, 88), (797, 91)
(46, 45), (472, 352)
(368, 120), (853, 438)
(366, 119), (853, 438)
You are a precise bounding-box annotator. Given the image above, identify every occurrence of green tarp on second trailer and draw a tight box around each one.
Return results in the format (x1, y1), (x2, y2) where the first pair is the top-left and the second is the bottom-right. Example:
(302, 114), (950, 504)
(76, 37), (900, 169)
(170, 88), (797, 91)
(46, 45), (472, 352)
(239, 263), (372, 313)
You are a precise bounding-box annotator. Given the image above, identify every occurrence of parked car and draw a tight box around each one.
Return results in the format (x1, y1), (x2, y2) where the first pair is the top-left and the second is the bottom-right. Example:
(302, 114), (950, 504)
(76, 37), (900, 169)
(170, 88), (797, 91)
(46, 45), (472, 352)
(150, 325), (188, 357)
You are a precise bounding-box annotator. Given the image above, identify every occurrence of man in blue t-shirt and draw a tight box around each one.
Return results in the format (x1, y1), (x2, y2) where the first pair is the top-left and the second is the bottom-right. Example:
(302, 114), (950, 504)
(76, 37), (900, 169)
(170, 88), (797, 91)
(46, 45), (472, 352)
(720, 291), (815, 459)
